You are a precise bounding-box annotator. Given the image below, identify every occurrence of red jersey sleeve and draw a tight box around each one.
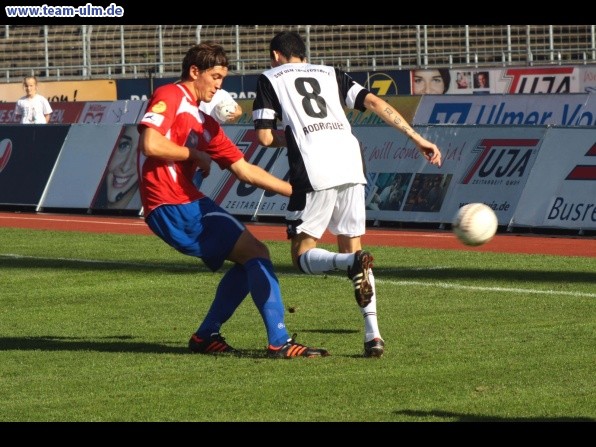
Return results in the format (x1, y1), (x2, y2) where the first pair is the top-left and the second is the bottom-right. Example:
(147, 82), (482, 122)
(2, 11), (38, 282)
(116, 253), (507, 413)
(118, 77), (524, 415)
(138, 84), (180, 135)
(201, 114), (245, 169)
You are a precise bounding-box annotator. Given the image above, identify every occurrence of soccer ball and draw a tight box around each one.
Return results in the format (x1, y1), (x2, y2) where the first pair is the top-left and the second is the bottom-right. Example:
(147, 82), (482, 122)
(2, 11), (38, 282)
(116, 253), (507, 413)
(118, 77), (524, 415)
(452, 203), (498, 246)
(214, 100), (237, 123)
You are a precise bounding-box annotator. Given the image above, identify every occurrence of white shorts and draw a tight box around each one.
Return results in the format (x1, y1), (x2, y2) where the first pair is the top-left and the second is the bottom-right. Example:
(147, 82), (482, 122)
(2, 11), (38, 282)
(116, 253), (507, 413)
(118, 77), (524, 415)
(286, 184), (366, 239)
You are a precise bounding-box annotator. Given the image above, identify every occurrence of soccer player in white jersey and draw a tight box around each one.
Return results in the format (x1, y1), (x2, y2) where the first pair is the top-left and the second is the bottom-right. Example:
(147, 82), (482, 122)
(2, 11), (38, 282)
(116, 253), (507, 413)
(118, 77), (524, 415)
(253, 31), (442, 358)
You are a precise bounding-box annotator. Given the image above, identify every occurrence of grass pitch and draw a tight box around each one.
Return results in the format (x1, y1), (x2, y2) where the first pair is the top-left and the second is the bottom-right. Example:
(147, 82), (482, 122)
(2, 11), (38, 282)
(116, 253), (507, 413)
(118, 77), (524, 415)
(0, 227), (594, 422)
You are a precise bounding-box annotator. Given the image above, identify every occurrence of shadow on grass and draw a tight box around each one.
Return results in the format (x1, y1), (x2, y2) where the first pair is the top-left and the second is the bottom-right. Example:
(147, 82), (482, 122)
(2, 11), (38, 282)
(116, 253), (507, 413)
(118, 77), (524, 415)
(0, 336), (316, 359)
(0, 257), (208, 274)
(0, 335), (362, 359)
(298, 328), (358, 335)
(394, 409), (595, 422)
(3, 257), (596, 285)
(0, 335), (188, 354)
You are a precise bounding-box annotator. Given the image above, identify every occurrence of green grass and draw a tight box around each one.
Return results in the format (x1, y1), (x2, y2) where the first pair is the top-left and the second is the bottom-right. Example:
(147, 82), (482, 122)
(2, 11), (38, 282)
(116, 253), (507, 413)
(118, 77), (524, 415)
(0, 227), (594, 422)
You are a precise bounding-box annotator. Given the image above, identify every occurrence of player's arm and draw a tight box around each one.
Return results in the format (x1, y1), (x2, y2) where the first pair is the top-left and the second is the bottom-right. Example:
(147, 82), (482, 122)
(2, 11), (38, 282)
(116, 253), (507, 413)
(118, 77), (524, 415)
(228, 157), (292, 197)
(212, 99), (243, 124)
(211, 89), (243, 123)
(255, 128), (286, 148)
(363, 93), (442, 167)
(43, 98), (52, 123)
(139, 126), (212, 175)
(253, 74), (287, 147)
(227, 102), (243, 123)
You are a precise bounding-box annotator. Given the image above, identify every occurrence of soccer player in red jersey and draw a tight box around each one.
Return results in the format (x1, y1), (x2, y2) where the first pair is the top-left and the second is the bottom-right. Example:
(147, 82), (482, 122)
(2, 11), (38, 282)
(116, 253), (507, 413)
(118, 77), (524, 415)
(137, 42), (328, 358)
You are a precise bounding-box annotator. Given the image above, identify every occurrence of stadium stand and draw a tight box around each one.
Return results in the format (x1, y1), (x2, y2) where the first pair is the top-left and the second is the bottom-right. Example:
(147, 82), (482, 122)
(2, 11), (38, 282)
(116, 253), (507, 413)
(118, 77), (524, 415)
(0, 25), (594, 81)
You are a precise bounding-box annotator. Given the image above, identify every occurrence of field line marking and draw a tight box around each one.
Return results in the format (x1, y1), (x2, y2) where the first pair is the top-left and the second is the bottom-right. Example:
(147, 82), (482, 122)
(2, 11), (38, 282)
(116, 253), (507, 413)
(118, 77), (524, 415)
(3, 253), (595, 299)
(379, 279), (596, 298)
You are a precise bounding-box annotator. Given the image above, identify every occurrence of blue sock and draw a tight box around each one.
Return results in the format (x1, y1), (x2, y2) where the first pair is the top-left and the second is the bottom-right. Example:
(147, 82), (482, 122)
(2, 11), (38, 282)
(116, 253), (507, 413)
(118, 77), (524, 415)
(244, 257), (290, 347)
(196, 263), (248, 337)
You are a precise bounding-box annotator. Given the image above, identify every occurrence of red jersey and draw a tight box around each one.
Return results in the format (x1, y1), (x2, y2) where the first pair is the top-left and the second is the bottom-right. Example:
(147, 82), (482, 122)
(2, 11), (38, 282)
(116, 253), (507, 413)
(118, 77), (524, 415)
(137, 83), (244, 215)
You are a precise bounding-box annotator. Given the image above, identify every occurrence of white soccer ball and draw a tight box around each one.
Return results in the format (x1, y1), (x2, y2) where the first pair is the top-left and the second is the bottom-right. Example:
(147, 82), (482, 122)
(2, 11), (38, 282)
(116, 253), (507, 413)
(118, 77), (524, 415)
(452, 203), (498, 246)
(213, 100), (237, 123)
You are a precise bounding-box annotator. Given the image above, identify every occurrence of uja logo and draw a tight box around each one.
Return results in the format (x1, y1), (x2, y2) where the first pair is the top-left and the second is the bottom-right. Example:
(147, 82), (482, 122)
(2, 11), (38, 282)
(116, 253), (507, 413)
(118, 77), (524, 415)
(566, 143), (596, 181)
(0, 138), (12, 173)
(502, 67), (574, 94)
(460, 139), (540, 184)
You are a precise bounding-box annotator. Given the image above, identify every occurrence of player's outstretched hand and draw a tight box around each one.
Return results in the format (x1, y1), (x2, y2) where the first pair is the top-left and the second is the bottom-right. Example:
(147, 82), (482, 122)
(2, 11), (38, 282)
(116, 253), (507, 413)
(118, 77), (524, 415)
(416, 140), (442, 167)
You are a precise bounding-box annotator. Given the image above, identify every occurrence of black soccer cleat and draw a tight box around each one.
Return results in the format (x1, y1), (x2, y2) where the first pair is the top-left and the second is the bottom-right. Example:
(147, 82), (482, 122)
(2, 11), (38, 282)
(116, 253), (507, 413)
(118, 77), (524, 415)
(188, 333), (238, 354)
(364, 338), (385, 358)
(267, 333), (330, 358)
(347, 250), (374, 308)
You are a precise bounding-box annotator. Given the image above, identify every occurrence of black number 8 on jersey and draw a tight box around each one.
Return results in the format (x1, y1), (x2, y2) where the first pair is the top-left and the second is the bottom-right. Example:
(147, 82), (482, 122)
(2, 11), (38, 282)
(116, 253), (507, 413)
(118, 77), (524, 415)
(295, 77), (327, 118)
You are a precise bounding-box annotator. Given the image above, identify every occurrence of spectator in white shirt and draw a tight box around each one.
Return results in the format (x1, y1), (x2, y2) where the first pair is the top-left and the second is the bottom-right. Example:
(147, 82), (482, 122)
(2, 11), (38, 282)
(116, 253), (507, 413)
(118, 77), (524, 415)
(14, 76), (53, 124)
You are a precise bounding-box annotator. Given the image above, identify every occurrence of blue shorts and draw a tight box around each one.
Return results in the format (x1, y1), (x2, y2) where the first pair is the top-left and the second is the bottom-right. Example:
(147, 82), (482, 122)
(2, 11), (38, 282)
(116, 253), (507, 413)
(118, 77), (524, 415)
(145, 198), (245, 272)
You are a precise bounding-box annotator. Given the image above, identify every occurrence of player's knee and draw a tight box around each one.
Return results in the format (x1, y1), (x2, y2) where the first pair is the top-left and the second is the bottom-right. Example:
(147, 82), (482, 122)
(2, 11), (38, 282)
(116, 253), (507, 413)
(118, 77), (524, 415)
(251, 238), (270, 259)
(237, 229), (270, 259)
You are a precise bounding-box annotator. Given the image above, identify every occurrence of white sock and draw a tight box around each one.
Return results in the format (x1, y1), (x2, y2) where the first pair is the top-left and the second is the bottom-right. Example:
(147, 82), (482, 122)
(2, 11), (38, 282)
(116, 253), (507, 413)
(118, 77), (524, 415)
(299, 248), (353, 274)
(361, 269), (382, 342)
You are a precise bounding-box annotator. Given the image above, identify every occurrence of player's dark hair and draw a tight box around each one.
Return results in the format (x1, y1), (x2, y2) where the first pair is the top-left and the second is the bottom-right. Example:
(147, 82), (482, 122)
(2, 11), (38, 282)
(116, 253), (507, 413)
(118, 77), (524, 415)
(269, 31), (306, 61)
(181, 42), (228, 79)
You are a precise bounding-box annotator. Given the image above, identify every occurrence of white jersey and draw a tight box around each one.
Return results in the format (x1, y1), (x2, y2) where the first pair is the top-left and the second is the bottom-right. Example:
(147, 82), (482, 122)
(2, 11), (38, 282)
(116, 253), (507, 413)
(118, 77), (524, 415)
(199, 89), (237, 123)
(253, 63), (368, 193)
(15, 94), (52, 124)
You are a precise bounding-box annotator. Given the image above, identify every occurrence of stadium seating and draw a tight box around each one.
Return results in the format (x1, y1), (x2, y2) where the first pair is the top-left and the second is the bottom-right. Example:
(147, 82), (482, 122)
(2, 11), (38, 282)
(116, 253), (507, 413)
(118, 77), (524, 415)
(0, 25), (594, 81)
